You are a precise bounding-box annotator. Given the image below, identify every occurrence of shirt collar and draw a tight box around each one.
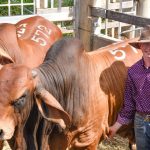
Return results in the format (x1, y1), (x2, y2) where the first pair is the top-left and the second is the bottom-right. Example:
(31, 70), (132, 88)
(141, 58), (150, 69)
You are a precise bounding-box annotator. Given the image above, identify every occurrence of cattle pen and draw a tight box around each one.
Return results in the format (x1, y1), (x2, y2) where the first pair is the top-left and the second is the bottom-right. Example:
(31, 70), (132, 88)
(0, 0), (150, 150)
(76, 0), (150, 51)
(1, 0), (150, 50)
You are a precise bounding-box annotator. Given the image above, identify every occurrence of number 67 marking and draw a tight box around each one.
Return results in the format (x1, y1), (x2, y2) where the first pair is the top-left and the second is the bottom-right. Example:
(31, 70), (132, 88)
(109, 46), (138, 60)
(109, 49), (126, 60)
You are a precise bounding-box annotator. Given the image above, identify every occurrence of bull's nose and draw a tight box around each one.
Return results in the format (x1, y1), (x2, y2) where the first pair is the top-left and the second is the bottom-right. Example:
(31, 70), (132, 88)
(0, 129), (4, 138)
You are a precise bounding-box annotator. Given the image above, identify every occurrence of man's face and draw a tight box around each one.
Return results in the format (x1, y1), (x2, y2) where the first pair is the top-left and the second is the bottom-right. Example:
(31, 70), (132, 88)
(139, 43), (150, 58)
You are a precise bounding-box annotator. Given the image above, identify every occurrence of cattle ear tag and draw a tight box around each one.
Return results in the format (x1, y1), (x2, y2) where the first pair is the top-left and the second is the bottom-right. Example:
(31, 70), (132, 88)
(31, 70), (37, 78)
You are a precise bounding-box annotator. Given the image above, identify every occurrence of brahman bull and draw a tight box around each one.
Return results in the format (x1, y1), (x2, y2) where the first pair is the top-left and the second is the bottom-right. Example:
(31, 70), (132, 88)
(0, 37), (142, 149)
(0, 16), (62, 149)
(0, 15), (62, 67)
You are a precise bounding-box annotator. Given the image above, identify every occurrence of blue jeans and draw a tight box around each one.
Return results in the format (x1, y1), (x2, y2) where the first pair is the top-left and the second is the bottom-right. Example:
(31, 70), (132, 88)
(134, 113), (150, 150)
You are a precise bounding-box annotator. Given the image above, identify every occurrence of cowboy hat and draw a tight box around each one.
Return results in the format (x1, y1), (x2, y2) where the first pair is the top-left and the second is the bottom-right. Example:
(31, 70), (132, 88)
(129, 25), (150, 49)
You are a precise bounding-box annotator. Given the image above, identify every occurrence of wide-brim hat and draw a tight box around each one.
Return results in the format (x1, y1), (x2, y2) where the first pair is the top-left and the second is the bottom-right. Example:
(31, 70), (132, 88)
(129, 25), (150, 49)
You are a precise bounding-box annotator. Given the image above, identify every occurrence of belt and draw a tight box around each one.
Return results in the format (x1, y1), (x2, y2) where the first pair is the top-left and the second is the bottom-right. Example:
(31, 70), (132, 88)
(137, 111), (150, 122)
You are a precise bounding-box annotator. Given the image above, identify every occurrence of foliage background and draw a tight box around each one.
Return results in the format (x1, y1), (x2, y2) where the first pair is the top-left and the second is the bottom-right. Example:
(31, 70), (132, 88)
(0, 0), (74, 36)
(0, 0), (73, 16)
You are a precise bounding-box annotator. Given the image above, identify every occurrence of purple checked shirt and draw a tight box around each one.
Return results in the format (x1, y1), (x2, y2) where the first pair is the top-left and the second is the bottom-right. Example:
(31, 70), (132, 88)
(117, 58), (150, 125)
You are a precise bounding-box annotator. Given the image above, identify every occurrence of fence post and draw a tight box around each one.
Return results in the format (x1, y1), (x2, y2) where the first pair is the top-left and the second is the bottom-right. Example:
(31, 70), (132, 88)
(40, 0), (48, 8)
(76, 0), (101, 51)
(137, 0), (150, 18)
(36, 0), (40, 9)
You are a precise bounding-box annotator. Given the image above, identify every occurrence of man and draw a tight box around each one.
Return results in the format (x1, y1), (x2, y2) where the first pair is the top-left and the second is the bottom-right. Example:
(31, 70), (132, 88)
(109, 25), (150, 150)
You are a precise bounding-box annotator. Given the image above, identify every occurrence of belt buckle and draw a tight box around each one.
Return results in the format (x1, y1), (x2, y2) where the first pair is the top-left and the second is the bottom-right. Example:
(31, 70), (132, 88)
(144, 115), (150, 122)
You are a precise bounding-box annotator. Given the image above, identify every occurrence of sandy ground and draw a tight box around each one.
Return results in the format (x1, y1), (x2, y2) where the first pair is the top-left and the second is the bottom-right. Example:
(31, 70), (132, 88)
(99, 135), (130, 150)
(2, 135), (130, 150)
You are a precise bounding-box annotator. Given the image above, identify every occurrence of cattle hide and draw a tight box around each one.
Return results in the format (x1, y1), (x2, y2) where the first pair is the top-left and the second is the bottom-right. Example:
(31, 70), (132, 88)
(0, 16), (62, 149)
(0, 16), (62, 67)
(37, 38), (142, 149)
(0, 37), (142, 149)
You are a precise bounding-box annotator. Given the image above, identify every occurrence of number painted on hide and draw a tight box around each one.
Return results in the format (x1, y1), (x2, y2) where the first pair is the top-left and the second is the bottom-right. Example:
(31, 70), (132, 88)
(109, 49), (126, 60)
(31, 25), (52, 46)
(16, 23), (27, 38)
(109, 44), (139, 60)
(38, 25), (52, 37)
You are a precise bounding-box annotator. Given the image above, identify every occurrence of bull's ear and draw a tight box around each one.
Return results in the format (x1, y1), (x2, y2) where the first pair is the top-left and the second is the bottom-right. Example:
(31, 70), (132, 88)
(34, 88), (71, 129)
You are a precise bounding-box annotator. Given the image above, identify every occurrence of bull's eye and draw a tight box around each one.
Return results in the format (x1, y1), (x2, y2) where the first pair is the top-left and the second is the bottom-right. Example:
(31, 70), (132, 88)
(13, 94), (26, 109)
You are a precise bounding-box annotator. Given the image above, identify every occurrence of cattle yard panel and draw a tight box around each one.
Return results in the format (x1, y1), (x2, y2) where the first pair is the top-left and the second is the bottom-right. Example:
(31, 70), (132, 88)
(76, 0), (137, 51)
(91, 6), (150, 40)
(77, 0), (150, 51)
(0, 0), (74, 34)
(92, 0), (137, 39)
(36, 0), (74, 34)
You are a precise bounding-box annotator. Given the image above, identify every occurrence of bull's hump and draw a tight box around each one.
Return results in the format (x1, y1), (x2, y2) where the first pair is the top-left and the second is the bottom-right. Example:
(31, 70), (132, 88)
(45, 38), (84, 62)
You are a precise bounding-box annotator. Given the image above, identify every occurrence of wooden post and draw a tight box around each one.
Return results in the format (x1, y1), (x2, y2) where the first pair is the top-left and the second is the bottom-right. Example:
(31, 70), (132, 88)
(76, 0), (102, 51)
(137, 0), (150, 18)
(36, 0), (40, 9)
(51, 0), (54, 8)
(136, 0), (150, 36)
(40, 0), (48, 8)
(74, 0), (79, 38)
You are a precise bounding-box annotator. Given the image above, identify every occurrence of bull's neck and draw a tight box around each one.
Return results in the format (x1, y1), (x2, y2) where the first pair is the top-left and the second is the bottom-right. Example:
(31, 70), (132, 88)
(36, 57), (91, 125)
(36, 61), (68, 105)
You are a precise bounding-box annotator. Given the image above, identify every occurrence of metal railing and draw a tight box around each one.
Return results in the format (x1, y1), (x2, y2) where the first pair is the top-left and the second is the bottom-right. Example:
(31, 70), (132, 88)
(0, 0), (35, 16)
(92, 0), (138, 39)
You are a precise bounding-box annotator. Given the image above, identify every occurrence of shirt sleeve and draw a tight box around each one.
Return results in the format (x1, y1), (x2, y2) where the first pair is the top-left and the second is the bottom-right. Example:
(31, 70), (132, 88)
(117, 71), (136, 125)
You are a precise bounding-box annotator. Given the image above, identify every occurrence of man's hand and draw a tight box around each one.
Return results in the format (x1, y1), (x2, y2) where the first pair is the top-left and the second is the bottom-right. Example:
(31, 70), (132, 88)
(109, 122), (122, 139)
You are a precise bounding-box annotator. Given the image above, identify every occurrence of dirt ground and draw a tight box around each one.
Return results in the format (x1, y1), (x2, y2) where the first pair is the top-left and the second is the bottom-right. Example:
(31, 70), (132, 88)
(2, 135), (130, 150)
(99, 135), (130, 150)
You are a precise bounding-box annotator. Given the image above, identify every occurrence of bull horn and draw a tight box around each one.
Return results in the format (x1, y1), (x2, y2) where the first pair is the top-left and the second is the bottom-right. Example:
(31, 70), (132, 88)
(31, 70), (37, 78)
(0, 47), (14, 63)
(0, 64), (3, 70)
